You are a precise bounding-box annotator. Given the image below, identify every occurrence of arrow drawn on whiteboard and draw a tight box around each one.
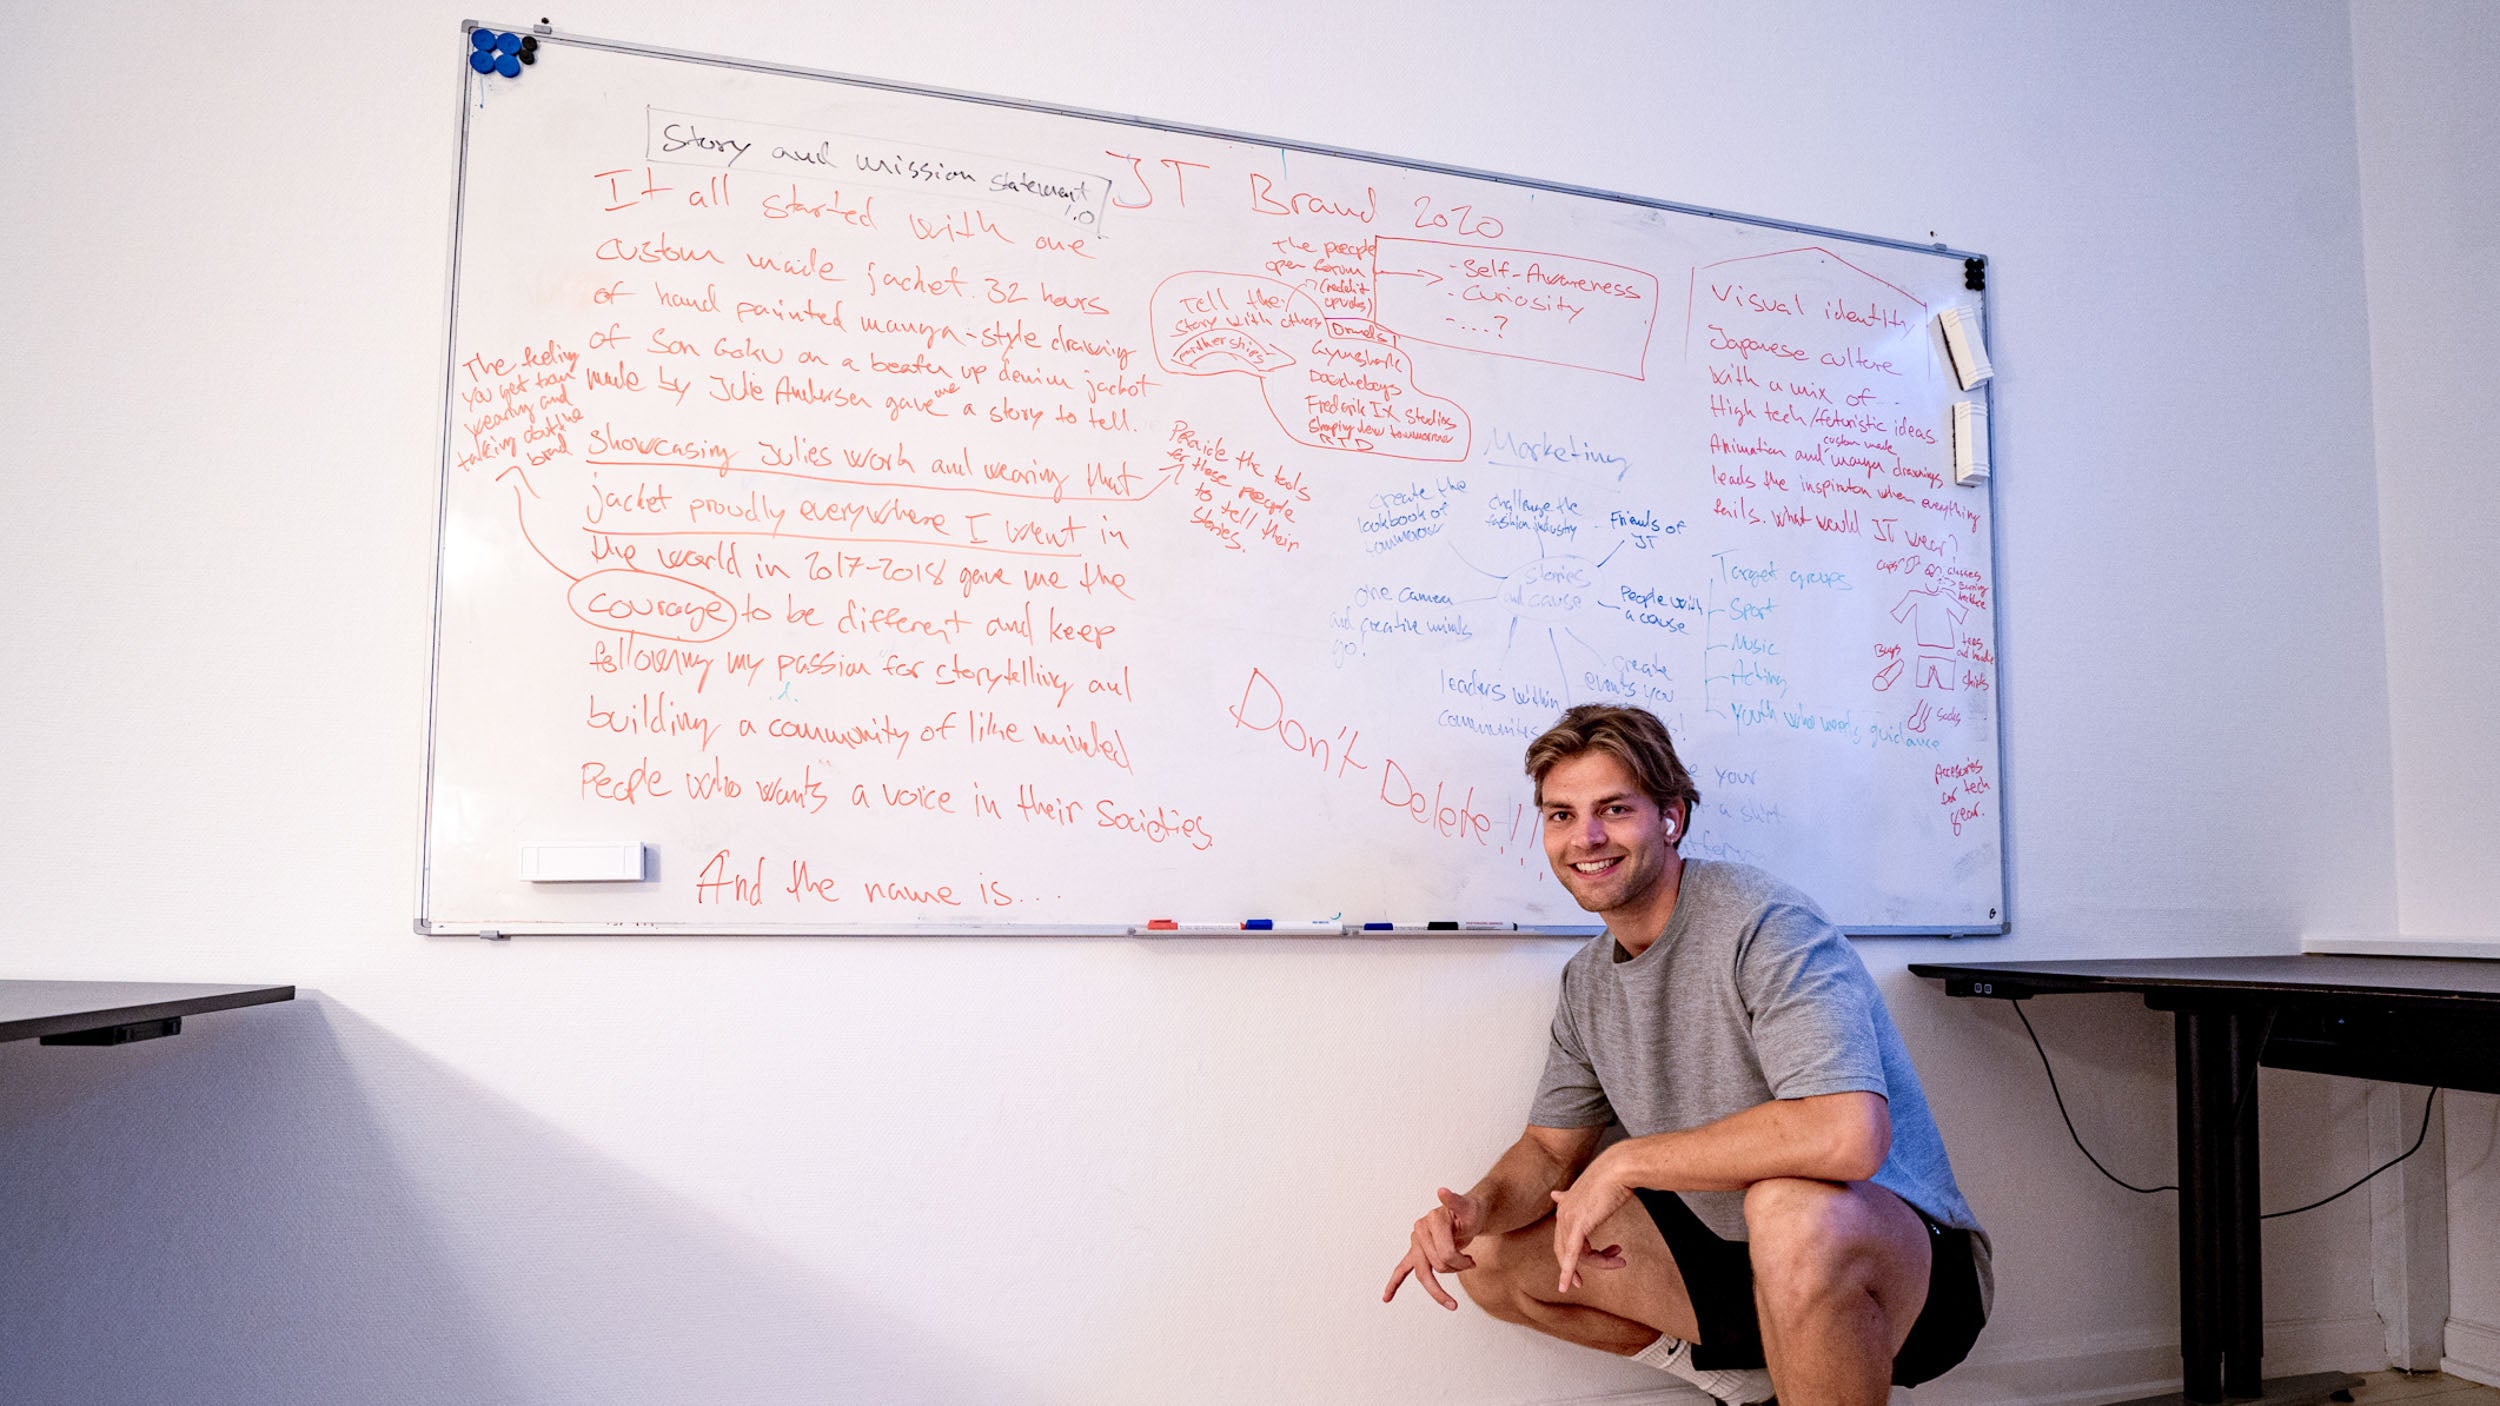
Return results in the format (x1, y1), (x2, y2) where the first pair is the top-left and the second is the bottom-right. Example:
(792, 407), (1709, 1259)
(494, 464), (542, 498)
(512, 484), (580, 584)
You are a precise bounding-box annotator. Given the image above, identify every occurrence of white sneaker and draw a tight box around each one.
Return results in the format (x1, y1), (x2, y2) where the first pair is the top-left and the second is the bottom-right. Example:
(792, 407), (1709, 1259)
(1630, 1334), (1776, 1405)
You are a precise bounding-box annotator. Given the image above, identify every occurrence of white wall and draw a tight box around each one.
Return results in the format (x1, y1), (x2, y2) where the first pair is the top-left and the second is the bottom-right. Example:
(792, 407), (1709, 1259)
(0, 3), (2406, 1402)
(2351, 0), (2500, 1383)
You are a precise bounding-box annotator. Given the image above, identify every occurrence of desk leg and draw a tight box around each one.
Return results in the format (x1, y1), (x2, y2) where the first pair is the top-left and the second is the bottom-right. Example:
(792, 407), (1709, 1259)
(2103, 999), (2358, 1406)
(2222, 1010), (2263, 1401)
(2174, 1005), (2265, 1402)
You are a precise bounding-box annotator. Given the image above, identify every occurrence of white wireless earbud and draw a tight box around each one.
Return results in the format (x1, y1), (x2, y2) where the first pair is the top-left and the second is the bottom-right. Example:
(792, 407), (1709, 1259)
(1664, 819), (1678, 835)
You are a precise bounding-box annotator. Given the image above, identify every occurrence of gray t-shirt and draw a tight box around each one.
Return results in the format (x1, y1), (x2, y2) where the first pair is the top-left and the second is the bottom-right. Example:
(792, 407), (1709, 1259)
(1528, 858), (1990, 1299)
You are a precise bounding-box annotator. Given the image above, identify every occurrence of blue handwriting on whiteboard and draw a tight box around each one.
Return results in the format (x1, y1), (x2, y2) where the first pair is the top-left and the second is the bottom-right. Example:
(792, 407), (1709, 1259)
(1484, 427), (1629, 475)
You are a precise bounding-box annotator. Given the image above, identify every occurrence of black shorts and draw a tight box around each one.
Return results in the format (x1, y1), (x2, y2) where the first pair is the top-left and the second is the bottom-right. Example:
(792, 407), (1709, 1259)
(1635, 1187), (1986, 1388)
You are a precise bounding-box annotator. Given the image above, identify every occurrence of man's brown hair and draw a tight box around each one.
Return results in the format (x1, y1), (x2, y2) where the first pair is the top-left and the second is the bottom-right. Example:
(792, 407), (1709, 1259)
(1524, 705), (1702, 840)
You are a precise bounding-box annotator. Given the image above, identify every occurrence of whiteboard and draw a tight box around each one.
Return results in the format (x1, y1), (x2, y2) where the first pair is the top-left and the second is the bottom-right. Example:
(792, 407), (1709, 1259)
(420, 28), (2007, 936)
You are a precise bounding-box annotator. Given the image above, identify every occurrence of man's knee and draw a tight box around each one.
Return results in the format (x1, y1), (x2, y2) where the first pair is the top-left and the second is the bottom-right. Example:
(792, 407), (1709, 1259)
(1742, 1178), (1885, 1308)
(1456, 1228), (1542, 1324)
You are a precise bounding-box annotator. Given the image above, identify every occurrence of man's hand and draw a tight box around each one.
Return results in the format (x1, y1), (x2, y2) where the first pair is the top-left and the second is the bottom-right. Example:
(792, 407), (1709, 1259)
(1548, 1156), (1632, 1294)
(1382, 1187), (1483, 1310)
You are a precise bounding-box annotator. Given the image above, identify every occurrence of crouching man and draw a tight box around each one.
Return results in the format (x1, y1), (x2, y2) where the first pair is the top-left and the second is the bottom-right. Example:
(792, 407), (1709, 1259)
(1383, 705), (1989, 1406)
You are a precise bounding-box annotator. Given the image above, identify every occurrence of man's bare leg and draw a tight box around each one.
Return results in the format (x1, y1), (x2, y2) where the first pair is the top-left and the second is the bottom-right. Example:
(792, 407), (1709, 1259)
(1744, 1177), (1933, 1406)
(1455, 1195), (1700, 1355)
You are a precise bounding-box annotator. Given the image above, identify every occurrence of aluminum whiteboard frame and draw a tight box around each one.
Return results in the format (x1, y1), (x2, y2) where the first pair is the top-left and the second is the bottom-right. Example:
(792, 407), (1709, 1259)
(417, 20), (2010, 939)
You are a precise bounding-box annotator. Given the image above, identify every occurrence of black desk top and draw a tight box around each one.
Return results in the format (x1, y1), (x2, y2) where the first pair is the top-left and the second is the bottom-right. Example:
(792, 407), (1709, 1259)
(1908, 953), (2500, 1005)
(0, 980), (296, 1044)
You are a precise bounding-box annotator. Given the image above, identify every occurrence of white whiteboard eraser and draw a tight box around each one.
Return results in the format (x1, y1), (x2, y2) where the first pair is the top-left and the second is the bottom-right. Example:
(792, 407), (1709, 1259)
(1937, 302), (1993, 391)
(1952, 400), (1990, 485)
(521, 842), (650, 882)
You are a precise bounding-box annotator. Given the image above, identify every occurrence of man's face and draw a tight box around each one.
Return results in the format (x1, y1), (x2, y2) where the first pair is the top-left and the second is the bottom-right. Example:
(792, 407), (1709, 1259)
(1539, 749), (1679, 921)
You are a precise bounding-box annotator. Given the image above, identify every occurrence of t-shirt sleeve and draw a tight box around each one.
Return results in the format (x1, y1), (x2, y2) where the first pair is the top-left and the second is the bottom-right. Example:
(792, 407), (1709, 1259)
(1526, 963), (1614, 1129)
(1737, 902), (1890, 1103)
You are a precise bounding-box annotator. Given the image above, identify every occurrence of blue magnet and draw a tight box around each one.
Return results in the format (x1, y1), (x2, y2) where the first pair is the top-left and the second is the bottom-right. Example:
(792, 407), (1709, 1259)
(468, 28), (536, 78)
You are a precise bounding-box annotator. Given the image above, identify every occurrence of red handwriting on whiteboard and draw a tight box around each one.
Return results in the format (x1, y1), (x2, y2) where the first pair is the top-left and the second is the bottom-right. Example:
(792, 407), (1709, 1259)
(1373, 238), (1658, 378)
(1229, 668), (1504, 849)
(1409, 193), (1503, 241)
(1105, 151), (1210, 210)
(1248, 173), (1376, 223)
(1378, 757), (1493, 844)
(1934, 759), (1990, 836)
(1229, 667), (1372, 780)
(1147, 272), (1470, 461)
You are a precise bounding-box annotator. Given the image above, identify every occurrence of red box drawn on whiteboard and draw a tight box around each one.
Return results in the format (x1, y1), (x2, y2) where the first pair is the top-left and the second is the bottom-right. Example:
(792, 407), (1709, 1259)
(1372, 237), (1659, 379)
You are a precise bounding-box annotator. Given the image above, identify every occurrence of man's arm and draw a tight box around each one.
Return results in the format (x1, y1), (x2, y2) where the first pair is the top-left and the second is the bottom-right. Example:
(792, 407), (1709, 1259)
(1594, 1090), (1890, 1192)
(1464, 1123), (1608, 1236)
(1383, 1123), (1603, 1310)
(1547, 1091), (1890, 1292)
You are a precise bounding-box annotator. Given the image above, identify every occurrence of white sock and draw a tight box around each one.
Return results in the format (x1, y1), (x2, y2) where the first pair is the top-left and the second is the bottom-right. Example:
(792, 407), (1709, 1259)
(1629, 1333), (1689, 1370)
(1626, 1333), (1777, 1404)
